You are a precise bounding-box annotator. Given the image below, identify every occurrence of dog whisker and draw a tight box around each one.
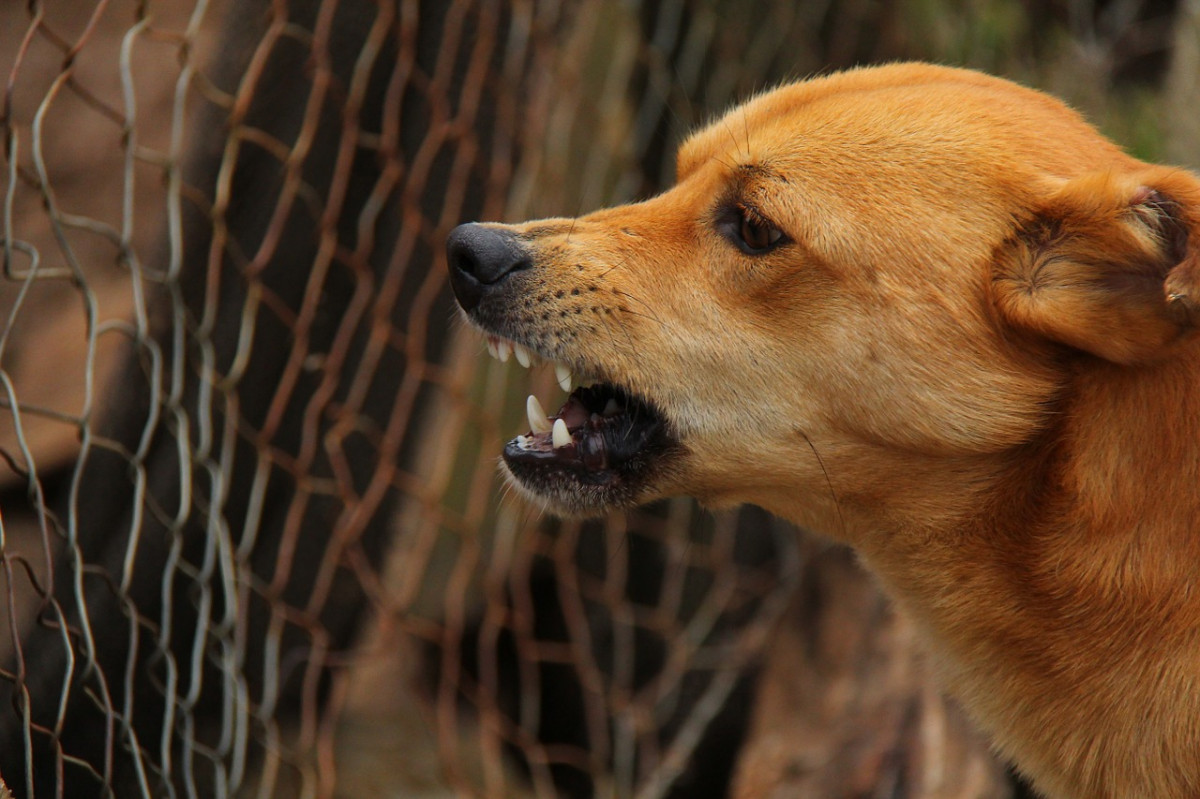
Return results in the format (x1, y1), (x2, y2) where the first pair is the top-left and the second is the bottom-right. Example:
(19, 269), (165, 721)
(722, 118), (746, 163)
(596, 303), (633, 355)
(596, 251), (637, 280)
(741, 108), (752, 160)
(594, 297), (641, 358)
(612, 288), (667, 329)
(796, 428), (846, 542)
(711, 154), (740, 173)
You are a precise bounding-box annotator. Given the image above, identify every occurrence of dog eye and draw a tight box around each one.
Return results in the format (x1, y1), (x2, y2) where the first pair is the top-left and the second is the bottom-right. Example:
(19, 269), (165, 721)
(735, 208), (785, 253)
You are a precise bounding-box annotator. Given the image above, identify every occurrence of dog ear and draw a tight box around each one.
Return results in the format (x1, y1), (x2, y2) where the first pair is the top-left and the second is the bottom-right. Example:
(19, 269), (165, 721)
(993, 169), (1200, 364)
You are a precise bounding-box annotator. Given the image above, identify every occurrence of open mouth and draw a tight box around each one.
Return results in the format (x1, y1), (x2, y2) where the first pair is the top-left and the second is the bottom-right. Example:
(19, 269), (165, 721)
(482, 335), (680, 514)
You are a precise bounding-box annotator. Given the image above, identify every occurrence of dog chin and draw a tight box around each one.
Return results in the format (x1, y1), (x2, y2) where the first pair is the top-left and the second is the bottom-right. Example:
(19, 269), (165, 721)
(498, 454), (665, 518)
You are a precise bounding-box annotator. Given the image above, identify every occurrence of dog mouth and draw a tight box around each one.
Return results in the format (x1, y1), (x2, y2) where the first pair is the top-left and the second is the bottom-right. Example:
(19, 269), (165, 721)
(482, 335), (681, 514)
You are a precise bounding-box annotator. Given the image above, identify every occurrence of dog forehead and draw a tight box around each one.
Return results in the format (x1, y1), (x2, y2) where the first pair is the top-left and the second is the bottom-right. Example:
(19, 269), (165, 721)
(677, 63), (1118, 183)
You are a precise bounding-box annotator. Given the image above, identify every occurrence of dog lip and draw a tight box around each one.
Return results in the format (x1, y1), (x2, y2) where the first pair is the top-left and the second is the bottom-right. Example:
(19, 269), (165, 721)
(511, 384), (660, 464)
(502, 383), (681, 513)
(462, 324), (683, 513)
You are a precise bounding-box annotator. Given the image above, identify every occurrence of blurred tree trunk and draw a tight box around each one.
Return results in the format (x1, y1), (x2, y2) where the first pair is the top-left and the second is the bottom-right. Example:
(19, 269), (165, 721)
(1165, 0), (1200, 167)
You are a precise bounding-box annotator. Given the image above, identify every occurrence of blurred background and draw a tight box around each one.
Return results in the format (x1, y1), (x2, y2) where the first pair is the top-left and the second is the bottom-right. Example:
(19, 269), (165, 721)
(0, 1), (1195, 797)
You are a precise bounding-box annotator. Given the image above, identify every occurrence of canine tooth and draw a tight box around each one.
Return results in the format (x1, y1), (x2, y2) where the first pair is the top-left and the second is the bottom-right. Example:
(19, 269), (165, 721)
(603, 398), (621, 416)
(497, 340), (512, 363)
(555, 363), (572, 392)
(552, 418), (572, 449)
(526, 394), (553, 434)
(514, 344), (532, 368)
(487, 338), (499, 360)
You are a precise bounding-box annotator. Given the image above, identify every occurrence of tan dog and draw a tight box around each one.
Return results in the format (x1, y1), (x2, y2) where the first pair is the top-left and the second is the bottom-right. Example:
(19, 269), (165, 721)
(446, 63), (1200, 798)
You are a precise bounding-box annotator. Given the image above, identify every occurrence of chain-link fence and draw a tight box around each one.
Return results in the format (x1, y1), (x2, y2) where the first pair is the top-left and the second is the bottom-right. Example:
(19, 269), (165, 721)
(0, 1), (1194, 797)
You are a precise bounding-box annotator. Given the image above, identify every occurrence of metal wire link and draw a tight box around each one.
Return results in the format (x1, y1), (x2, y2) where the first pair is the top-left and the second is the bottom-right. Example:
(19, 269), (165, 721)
(0, 0), (1189, 797)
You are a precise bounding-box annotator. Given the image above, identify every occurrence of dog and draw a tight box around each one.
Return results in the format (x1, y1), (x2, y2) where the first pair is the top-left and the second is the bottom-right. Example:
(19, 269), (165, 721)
(445, 63), (1200, 798)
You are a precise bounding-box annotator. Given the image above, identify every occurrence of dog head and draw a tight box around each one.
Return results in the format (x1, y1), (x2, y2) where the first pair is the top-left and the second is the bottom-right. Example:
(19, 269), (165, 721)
(446, 63), (1200, 532)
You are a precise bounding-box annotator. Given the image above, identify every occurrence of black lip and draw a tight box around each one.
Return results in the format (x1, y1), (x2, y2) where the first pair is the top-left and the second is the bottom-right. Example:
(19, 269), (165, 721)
(501, 383), (682, 515)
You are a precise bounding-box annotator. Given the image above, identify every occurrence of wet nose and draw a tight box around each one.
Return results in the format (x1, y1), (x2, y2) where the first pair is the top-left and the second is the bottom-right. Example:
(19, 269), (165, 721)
(446, 223), (532, 312)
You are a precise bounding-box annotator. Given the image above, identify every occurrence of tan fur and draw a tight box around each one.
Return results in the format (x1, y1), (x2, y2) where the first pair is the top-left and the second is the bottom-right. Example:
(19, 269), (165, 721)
(466, 64), (1200, 797)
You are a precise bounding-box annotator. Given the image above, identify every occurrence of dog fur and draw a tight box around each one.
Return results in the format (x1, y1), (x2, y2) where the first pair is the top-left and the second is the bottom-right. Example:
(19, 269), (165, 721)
(448, 63), (1200, 798)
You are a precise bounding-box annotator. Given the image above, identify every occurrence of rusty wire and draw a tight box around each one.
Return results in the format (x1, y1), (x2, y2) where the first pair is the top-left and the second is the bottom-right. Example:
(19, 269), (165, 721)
(0, 1), (1191, 798)
(0, 2), (798, 796)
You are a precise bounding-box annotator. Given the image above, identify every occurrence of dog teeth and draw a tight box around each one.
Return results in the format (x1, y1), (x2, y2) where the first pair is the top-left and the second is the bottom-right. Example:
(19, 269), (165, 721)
(483, 336), (579, 398)
(552, 418), (572, 448)
(484, 335), (540, 368)
(526, 394), (553, 434)
(555, 363), (572, 392)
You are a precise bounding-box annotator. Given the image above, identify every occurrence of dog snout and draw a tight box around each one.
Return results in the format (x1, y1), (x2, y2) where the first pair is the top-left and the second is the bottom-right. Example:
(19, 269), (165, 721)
(446, 223), (532, 312)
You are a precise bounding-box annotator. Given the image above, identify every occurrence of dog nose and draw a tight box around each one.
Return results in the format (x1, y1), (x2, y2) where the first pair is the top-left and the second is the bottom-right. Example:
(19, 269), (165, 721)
(446, 223), (532, 312)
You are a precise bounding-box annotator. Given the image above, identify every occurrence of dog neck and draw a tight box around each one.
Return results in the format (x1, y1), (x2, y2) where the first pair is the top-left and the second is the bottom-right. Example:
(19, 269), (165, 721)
(839, 351), (1200, 798)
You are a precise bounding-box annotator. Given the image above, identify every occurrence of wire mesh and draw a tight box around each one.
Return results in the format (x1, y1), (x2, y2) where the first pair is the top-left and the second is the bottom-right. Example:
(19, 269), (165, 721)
(0, 0), (1193, 797)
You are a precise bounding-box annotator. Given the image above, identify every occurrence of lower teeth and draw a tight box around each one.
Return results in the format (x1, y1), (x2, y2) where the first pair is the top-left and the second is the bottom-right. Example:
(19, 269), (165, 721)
(552, 418), (572, 448)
